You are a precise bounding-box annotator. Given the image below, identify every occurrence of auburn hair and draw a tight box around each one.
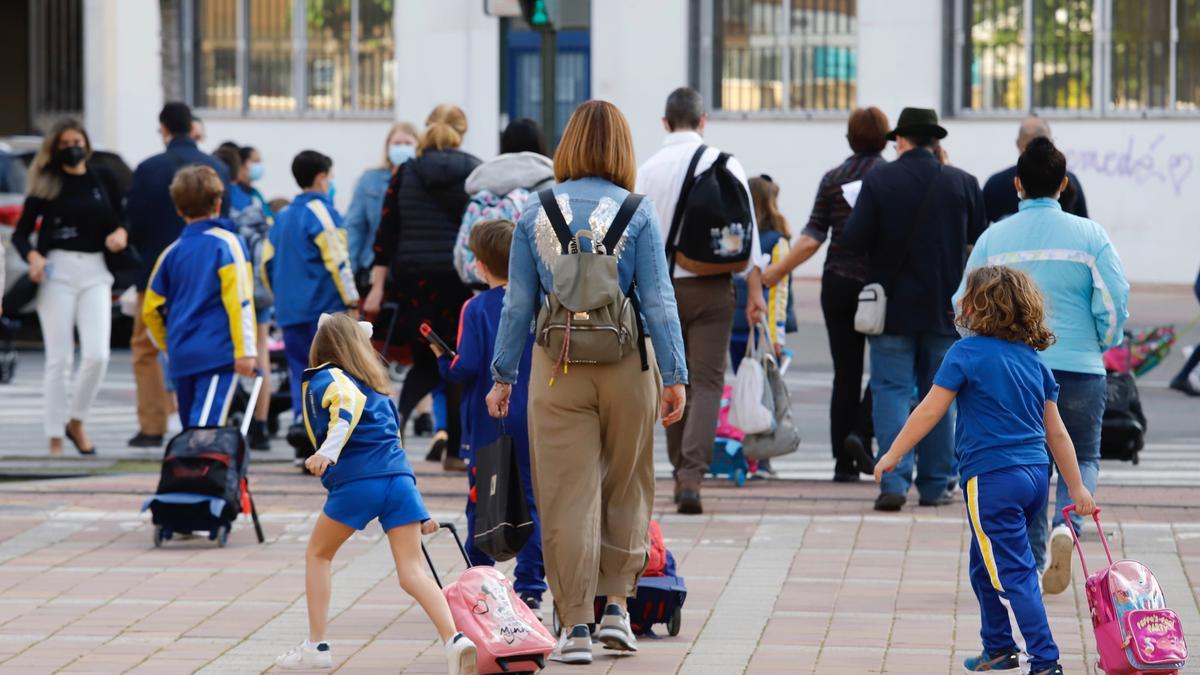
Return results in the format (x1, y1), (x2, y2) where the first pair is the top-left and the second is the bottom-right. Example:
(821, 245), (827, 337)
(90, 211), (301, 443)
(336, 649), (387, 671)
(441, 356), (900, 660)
(169, 165), (225, 219)
(847, 106), (890, 154)
(308, 313), (392, 395)
(554, 100), (637, 191)
(957, 266), (1056, 351)
(418, 104), (468, 155)
(749, 175), (790, 238)
(469, 219), (514, 281)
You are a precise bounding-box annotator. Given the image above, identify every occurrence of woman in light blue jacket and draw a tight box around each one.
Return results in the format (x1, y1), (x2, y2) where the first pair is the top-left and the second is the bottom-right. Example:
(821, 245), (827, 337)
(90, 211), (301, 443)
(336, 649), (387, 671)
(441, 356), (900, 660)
(345, 122), (419, 277)
(955, 137), (1129, 596)
(487, 101), (686, 665)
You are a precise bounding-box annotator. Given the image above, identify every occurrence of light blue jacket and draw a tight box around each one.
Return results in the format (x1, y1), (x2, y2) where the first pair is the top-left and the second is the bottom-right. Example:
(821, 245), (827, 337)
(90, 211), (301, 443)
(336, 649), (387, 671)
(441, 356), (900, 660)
(954, 198), (1130, 375)
(345, 167), (391, 273)
(492, 177), (688, 386)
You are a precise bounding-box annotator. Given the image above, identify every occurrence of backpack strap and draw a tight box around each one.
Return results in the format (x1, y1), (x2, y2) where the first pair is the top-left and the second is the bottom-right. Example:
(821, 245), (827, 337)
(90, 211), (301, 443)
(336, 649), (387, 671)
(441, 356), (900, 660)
(665, 145), (707, 275)
(601, 193), (644, 255)
(537, 189), (574, 254)
(627, 281), (650, 372)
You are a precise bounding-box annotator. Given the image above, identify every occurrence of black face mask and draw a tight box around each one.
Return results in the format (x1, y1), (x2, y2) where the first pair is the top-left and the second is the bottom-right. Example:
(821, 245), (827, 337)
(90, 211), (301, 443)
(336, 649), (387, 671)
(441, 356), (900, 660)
(55, 145), (87, 168)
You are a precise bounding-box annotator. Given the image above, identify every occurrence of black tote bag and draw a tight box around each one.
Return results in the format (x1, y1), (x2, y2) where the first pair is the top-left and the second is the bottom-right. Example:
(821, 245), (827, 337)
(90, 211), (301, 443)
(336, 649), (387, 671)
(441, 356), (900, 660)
(472, 425), (533, 561)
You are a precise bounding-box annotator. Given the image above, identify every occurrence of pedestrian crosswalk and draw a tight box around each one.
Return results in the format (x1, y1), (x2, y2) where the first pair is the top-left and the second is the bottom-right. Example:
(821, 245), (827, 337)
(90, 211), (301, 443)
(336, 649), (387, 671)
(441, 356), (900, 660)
(1, 350), (1197, 487)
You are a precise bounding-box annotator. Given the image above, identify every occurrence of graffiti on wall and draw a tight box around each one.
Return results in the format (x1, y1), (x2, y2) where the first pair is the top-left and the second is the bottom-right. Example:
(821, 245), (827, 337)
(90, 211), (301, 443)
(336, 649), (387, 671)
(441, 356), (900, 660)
(1064, 135), (1193, 196)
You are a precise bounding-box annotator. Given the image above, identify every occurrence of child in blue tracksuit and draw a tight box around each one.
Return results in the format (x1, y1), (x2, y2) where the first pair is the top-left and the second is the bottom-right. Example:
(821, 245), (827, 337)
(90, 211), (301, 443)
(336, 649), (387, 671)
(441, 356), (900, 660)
(143, 165), (257, 426)
(263, 151), (359, 452)
(429, 219), (547, 610)
(874, 266), (1096, 675)
(275, 313), (476, 673)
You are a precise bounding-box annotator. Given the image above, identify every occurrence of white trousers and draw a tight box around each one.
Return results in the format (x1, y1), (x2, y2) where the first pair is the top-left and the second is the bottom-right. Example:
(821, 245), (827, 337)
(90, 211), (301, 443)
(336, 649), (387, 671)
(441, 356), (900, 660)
(36, 251), (113, 438)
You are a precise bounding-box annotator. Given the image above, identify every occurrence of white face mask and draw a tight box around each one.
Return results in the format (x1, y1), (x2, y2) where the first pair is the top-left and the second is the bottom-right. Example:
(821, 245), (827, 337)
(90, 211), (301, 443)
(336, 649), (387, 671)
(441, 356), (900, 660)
(388, 143), (416, 166)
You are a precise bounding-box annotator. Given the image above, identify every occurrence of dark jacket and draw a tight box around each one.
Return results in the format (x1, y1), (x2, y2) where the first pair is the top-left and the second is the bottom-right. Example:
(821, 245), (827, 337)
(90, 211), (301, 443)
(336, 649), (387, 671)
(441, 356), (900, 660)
(982, 164), (1088, 223)
(843, 148), (987, 336)
(126, 136), (231, 289)
(372, 148), (481, 275)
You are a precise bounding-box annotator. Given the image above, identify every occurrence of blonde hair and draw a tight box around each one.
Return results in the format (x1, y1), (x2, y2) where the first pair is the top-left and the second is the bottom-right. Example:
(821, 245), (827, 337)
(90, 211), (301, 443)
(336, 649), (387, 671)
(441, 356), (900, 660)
(308, 313), (391, 395)
(749, 176), (790, 238)
(554, 100), (637, 191)
(28, 118), (92, 200)
(418, 104), (468, 155)
(381, 121), (420, 168)
(957, 266), (1057, 351)
(169, 165), (225, 219)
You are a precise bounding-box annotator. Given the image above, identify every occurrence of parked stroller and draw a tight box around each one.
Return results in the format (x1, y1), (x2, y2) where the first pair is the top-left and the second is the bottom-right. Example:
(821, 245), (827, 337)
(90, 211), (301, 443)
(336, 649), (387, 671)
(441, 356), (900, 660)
(142, 374), (266, 547)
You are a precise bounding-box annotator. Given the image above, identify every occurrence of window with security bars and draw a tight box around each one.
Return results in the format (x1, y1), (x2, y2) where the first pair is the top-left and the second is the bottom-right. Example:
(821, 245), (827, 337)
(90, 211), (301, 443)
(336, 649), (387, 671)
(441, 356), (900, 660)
(957, 0), (1200, 114)
(699, 0), (857, 113)
(184, 0), (394, 115)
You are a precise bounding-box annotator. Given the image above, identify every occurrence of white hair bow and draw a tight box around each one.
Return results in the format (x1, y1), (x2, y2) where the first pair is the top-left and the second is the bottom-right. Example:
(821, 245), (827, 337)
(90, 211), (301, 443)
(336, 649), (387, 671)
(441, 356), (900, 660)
(318, 312), (374, 339)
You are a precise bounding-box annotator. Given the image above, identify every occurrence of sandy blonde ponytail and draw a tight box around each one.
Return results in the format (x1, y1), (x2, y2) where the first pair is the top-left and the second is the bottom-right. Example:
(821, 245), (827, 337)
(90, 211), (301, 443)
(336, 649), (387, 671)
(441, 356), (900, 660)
(418, 104), (468, 155)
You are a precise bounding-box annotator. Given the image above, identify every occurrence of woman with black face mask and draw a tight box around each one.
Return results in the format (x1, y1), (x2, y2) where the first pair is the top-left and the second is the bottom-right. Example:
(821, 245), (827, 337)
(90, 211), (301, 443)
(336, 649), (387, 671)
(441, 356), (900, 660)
(12, 118), (128, 456)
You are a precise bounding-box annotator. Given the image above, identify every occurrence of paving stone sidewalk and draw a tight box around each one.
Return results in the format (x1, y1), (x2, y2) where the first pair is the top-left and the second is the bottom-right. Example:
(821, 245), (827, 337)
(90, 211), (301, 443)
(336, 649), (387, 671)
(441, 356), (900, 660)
(0, 466), (1196, 674)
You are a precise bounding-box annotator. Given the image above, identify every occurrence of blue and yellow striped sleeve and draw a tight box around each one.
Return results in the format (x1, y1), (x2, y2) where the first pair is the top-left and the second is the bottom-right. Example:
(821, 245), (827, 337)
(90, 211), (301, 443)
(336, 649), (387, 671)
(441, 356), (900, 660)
(312, 369), (366, 464)
(306, 200), (360, 307)
(766, 238), (790, 348)
(207, 228), (258, 360)
(142, 242), (176, 353)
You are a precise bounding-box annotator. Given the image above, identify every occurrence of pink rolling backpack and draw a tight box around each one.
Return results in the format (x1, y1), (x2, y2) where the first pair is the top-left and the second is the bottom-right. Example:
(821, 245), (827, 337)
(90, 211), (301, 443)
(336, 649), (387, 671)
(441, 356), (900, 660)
(1064, 506), (1187, 673)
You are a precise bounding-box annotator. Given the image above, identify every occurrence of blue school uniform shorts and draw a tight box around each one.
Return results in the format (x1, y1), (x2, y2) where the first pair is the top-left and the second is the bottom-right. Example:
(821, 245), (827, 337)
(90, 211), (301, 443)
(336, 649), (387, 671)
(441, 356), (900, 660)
(323, 474), (429, 531)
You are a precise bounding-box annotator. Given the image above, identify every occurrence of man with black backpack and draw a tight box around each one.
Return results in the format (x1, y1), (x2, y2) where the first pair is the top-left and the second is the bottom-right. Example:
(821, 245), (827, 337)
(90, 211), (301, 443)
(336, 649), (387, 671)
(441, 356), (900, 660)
(638, 87), (769, 515)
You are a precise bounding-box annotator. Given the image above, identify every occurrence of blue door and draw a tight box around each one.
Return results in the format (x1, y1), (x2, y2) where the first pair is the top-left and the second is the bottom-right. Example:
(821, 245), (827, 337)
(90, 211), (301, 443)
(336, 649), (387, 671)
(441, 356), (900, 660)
(505, 29), (590, 145)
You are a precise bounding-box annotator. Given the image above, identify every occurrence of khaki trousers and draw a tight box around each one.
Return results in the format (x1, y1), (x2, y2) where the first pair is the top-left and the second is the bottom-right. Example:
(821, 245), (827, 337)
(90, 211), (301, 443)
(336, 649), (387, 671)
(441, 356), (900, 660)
(131, 292), (172, 435)
(528, 341), (662, 627)
(666, 275), (735, 485)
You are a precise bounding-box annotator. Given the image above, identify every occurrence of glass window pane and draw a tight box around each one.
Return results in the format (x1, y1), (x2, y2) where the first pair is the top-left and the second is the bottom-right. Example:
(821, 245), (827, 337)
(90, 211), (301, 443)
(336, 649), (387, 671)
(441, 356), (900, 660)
(249, 0), (295, 112)
(193, 0), (241, 110)
(1031, 0), (1094, 110)
(717, 0), (784, 112)
(963, 0), (1026, 111)
(357, 0), (394, 111)
(307, 0), (352, 111)
(1178, 0), (1200, 110)
(1109, 0), (1170, 109)
(788, 0), (856, 111)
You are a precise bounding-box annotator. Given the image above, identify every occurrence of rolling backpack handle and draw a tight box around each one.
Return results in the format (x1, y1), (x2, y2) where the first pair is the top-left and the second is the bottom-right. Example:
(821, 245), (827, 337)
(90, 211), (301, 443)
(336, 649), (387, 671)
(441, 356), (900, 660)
(1061, 505), (1114, 579)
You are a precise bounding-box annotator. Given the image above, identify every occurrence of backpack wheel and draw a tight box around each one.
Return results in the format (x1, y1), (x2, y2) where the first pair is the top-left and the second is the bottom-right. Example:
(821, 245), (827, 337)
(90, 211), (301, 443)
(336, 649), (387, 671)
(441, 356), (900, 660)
(668, 606), (681, 636)
(153, 526), (165, 548)
(217, 525), (230, 548)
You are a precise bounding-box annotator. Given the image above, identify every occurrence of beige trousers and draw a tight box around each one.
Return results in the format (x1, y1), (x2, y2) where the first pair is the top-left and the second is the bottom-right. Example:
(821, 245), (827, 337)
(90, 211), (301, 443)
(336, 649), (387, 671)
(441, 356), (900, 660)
(131, 292), (173, 435)
(528, 341), (662, 627)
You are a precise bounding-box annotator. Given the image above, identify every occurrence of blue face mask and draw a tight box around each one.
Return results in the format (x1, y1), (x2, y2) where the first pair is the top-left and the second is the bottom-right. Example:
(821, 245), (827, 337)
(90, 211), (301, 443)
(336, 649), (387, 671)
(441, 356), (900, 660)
(326, 179), (336, 201)
(248, 163), (264, 182)
(388, 143), (416, 166)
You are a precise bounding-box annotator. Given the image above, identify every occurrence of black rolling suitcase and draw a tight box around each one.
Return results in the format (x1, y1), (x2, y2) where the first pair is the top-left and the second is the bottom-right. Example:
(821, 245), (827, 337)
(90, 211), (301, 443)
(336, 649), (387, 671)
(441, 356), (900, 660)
(143, 374), (266, 547)
(1100, 369), (1147, 464)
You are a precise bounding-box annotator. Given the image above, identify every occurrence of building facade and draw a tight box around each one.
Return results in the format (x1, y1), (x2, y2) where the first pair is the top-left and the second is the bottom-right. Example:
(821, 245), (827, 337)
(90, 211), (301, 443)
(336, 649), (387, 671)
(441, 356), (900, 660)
(14, 0), (1200, 283)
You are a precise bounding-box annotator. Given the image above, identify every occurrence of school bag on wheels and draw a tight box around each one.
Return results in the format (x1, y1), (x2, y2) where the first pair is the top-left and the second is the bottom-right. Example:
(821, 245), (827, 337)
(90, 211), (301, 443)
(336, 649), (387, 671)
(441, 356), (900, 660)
(1063, 506), (1187, 673)
(142, 374), (266, 548)
(665, 145), (754, 276)
(472, 422), (533, 561)
(422, 523), (555, 675)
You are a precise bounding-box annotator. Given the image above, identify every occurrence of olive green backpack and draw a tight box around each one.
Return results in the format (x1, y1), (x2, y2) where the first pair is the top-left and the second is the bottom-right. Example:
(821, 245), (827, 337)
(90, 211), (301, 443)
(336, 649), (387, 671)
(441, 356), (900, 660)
(534, 189), (649, 382)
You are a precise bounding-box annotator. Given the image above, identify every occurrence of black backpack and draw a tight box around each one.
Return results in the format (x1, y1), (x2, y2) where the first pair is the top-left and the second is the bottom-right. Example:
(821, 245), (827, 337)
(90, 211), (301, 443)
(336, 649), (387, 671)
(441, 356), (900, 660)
(665, 145), (754, 276)
(1100, 370), (1147, 464)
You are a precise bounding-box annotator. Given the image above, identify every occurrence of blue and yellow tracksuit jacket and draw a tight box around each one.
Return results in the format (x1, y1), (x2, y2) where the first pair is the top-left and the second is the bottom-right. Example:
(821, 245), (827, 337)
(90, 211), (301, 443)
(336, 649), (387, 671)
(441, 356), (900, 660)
(302, 363), (415, 491)
(143, 218), (257, 378)
(262, 192), (359, 328)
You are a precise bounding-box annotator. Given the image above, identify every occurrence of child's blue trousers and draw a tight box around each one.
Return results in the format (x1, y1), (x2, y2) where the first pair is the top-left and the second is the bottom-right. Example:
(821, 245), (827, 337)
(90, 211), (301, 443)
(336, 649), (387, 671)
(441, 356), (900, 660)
(174, 369), (238, 427)
(965, 464), (1060, 670)
(281, 321), (320, 424)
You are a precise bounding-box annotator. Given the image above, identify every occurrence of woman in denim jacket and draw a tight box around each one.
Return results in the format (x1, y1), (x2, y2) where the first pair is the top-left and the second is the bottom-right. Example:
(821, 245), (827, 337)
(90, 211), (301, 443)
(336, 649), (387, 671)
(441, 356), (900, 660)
(487, 101), (687, 665)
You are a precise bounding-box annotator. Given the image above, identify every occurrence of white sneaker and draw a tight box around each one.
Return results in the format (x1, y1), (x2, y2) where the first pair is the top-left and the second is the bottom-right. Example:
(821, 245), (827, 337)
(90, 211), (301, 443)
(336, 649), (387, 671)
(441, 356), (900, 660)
(550, 624), (594, 664)
(275, 640), (332, 670)
(445, 632), (478, 675)
(595, 603), (638, 652)
(167, 413), (183, 434)
(1042, 524), (1074, 595)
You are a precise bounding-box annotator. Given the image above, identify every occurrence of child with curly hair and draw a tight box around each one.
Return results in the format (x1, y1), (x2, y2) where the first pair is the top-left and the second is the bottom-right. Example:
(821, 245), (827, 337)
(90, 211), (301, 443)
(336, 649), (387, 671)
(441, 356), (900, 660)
(874, 265), (1096, 675)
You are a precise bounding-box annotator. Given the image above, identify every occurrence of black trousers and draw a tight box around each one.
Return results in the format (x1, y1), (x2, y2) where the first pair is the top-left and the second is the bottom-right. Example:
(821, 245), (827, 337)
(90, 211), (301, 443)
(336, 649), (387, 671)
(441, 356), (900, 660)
(820, 271), (874, 474)
(398, 337), (463, 456)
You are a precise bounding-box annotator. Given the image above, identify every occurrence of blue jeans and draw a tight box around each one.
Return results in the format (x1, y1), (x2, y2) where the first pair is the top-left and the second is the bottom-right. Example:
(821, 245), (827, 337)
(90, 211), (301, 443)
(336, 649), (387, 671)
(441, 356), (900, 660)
(869, 333), (957, 501)
(1027, 371), (1105, 570)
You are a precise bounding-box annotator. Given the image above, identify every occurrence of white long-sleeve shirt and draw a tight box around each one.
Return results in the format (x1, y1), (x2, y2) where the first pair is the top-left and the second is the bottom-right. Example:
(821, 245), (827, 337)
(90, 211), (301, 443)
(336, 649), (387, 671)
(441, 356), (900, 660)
(636, 131), (768, 279)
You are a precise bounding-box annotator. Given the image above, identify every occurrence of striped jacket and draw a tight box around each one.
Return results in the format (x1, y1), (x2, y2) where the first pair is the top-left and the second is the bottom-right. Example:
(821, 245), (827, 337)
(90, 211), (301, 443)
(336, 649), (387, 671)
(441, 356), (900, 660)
(302, 364), (414, 490)
(143, 218), (256, 378)
(954, 198), (1130, 375)
(263, 192), (359, 327)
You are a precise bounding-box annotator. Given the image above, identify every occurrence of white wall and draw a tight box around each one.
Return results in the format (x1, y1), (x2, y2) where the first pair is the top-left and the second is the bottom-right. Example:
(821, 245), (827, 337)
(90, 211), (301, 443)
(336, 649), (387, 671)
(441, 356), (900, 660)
(84, 0), (163, 166)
